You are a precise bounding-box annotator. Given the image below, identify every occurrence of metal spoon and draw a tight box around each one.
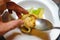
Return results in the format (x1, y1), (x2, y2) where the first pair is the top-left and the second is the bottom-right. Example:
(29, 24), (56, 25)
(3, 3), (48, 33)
(35, 19), (60, 31)
(20, 18), (60, 33)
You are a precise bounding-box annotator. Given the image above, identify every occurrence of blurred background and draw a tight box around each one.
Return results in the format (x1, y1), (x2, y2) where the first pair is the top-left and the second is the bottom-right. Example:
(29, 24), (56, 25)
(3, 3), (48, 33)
(53, 0), (60, 19)
(53, 0), (60, 40)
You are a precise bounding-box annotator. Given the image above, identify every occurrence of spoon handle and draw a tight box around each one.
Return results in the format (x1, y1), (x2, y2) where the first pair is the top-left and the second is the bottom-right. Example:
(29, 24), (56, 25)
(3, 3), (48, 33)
(53, 27), (60, 29)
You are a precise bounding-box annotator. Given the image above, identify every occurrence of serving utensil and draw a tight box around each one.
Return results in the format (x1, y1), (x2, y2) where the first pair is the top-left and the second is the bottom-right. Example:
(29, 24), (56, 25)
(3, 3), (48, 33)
(20, 18), (52, 40)
(20, 18), (60, 33)
(20, 18), (60, 40)
(35, 19), (60, 31)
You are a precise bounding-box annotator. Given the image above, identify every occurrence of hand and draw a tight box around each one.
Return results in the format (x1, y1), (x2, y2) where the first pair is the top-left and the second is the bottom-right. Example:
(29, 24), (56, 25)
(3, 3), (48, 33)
(0, 16), (23, 35)
(0, 0), (10, 14)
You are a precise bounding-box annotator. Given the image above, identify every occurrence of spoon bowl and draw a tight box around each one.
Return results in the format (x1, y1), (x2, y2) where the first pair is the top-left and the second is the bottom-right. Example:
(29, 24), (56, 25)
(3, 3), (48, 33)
(35, 19), (53, 31)
(35, 19), (60, 31)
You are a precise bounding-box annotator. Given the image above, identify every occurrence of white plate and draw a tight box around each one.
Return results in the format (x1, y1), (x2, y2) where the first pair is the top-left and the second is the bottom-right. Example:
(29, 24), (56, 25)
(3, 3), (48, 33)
(11, 0), (60, 27)
(4, 0), (60, 40)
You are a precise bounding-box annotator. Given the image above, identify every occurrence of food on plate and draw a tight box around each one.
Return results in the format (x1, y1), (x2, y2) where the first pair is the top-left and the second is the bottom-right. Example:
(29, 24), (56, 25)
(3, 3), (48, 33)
(28, 8), (44, 18)
(21, 14), (36, 28)
(20, 14), (37, 33)
(17, 6), (44, 34)
(20, 8), (44, 33)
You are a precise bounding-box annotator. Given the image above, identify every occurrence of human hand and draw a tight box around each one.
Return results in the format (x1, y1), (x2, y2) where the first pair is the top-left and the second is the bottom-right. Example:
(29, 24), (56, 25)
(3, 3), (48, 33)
(0, 0), (10, 14)
(0, 15), (23, 35)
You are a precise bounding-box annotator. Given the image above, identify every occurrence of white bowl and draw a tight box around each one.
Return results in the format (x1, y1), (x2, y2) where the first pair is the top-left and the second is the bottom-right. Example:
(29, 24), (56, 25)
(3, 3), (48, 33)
(4, 0), (60, 40)
(11, 0), (60, 27)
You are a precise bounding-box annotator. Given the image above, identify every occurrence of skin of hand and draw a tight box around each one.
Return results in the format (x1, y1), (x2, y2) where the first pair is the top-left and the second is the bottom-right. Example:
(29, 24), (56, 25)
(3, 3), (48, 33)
(6, 2), (28, 18)
(0, 16), (23, 36)
(0, 0), (10, 14)
(0, 0), (28, 18)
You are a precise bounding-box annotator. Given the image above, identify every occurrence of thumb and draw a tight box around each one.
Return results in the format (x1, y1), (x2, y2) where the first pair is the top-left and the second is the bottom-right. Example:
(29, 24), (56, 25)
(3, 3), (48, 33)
(6, 19), (23, 30)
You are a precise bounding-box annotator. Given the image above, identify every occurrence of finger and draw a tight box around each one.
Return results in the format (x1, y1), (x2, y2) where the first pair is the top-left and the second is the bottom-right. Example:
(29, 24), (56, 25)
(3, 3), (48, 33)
(4, 0), (10, 3)
(0, 15), (2, 22)
(6, 2), (28, 15)
(6, 19), (24, 30)
(0, 0), (5, 6)
(0, 0), (6, 14)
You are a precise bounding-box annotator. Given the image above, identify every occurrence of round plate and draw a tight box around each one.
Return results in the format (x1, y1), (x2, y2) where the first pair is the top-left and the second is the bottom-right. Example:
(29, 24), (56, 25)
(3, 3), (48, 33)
(4, 0), (60, 40)
(12, 0), (60, 27)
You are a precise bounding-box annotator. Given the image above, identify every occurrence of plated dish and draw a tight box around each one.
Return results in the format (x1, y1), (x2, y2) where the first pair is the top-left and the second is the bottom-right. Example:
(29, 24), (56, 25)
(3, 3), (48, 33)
(4, 0), (60, 40)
